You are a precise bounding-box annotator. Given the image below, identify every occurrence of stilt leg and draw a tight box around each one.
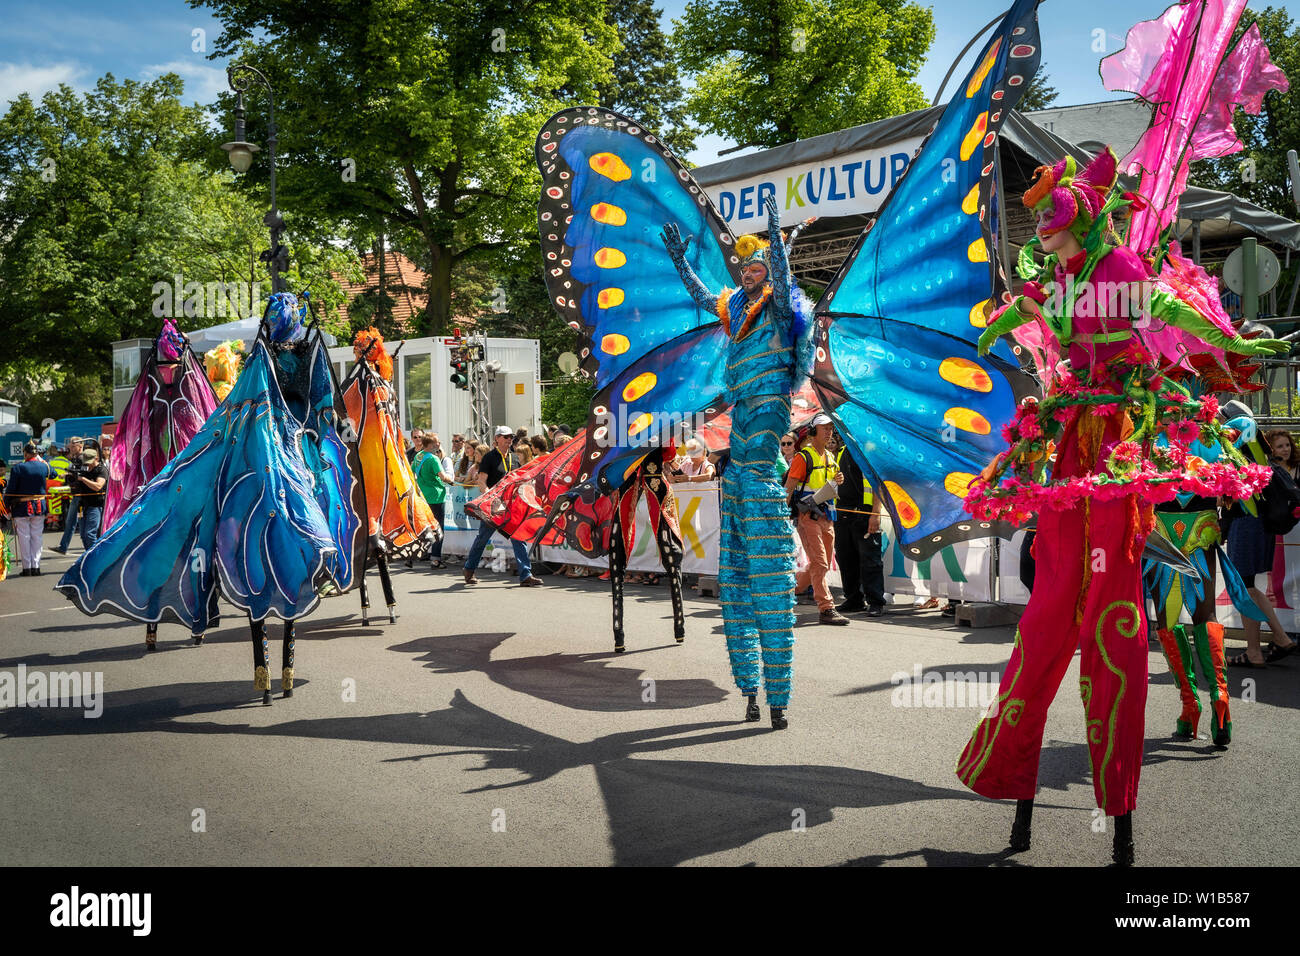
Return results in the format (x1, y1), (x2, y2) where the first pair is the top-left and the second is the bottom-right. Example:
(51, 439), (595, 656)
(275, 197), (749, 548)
(1112, 812), (1134, 867)
(145, 623), (158, 652)
(251, 618), (271, 705)
(282, 620), (296, 698)
(359, 568), (370, 626)
(610, 505), (626, 654)
(378, 554), (397, 623)
(1009, 798), (1034, 851)
(659, 524), (686, 644)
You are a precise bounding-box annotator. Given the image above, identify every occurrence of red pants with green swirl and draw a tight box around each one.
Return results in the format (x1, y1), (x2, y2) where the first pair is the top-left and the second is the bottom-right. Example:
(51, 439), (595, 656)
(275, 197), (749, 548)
(956, 494), (1150, 816)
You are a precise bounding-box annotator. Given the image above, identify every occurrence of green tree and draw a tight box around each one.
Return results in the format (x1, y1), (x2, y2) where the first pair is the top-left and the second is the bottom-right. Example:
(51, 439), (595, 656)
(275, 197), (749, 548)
(194, 0), (620, 336)
(672, 0), (934, 150)
(1018, 65), (1059, 111)
(597, 0), (698, 155)
(469, 247), (586, 382)
(0, 73), (356, 419)
(1189, 6), (1299, 219)
(541, 375), (598, 433)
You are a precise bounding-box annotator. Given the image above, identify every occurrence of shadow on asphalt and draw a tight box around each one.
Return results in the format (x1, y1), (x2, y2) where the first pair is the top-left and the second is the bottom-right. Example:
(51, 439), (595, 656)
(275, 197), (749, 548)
(841, 847), (1029, 867)
(388, 632), (729, 711)
(0, 683), (979, 866)
(2, 614), (389, 669)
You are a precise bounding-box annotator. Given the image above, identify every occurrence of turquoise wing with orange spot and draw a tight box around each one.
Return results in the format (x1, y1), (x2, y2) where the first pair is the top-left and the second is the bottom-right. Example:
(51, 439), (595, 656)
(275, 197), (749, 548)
(813, 0), (1044, 558)
(537, 107), (740, 391)
(536, 107), (738, 493)
(817, 318), (1036, 559)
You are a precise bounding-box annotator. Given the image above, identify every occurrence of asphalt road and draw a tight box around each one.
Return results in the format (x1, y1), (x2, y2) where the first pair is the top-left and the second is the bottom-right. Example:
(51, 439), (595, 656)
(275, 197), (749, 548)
(2, 531), (1297, 867)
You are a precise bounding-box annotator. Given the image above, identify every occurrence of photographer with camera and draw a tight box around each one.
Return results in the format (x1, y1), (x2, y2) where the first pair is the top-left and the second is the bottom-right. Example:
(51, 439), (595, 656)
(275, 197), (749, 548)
(785, 414), (848, 626)
(51, 436), (84, 553)
(68, 447), (108, 550)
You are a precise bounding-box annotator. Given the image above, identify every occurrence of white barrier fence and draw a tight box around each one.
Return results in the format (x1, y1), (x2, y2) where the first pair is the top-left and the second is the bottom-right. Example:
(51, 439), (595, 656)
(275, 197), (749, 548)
(445, 481), (1300, 624)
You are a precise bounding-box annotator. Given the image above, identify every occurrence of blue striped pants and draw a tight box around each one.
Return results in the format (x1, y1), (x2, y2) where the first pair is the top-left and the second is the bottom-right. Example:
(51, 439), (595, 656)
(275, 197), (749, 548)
(719, 394), (796, 707)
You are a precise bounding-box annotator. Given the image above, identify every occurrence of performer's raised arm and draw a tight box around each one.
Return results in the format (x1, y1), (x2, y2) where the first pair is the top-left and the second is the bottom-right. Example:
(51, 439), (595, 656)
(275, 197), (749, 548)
(660, 222), (720, 317)
(764, 195), (792, 322)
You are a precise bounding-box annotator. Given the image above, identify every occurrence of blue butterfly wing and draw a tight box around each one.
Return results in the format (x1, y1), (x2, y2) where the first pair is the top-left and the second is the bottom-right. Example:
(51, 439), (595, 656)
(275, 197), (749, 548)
(567, 324), (730, 496)
(813, 0), (1044, 557)
(817, 318), (1035, 559)
(537, 107), (740, 391)
(58, 342), (353, 627)
(300, 329), (362, 590)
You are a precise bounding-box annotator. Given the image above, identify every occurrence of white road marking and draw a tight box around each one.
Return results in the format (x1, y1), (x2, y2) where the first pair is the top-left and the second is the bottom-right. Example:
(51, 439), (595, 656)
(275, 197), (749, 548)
(0, 611), (37, 619)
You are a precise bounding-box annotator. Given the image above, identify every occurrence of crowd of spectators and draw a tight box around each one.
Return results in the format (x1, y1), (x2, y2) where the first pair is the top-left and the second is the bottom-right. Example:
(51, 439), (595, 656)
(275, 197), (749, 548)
(15, 417), (1300, 663)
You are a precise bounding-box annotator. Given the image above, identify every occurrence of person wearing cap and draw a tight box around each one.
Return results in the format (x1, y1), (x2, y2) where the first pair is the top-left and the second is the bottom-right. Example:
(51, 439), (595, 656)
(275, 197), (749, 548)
(68, 447), (108, 549)
(661, 193), (817, 729)
(51, 436), (83, 553)
(672, 438), (715, 483)
(786, 414), (849, 625)
(462, 425), (543, 587)
(2, 442), (57, 575)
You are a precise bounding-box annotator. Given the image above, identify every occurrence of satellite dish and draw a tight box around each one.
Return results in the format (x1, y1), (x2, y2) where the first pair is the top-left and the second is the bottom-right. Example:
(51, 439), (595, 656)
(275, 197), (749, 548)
(556, 351), (579, 375)
(1223, 244), (1281, 296)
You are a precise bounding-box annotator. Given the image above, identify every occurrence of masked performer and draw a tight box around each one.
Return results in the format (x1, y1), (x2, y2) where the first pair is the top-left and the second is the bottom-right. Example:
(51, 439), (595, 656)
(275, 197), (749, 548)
(58, 293), (362, 704)
(959, 149), (1285, 865)
(102, 319), (219, 650)
(204, 339), (243, 403)
(1144, 412), (1270, 748)
(340, 327), (439, 624)
(662, 194), (815, 729)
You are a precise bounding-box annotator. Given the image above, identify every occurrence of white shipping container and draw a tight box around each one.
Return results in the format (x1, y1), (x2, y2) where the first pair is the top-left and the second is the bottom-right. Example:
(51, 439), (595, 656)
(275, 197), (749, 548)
(327, 336), (541, 445)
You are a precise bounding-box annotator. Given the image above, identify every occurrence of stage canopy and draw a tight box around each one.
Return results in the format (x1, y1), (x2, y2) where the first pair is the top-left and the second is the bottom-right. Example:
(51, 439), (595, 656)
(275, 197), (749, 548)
(691, 100), (1300, 289)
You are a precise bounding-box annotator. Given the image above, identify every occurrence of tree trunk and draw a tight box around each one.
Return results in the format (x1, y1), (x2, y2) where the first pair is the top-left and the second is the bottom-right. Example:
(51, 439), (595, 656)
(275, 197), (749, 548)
(426, 244), (453, 337)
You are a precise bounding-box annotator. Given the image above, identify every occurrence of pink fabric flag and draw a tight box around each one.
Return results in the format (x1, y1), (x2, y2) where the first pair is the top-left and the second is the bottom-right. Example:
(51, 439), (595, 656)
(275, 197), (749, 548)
(1100, 0), (1289, 255)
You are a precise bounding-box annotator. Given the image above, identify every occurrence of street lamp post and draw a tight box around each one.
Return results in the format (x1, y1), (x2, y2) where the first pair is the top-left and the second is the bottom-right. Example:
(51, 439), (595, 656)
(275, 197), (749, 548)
(221, 63), (288, 295)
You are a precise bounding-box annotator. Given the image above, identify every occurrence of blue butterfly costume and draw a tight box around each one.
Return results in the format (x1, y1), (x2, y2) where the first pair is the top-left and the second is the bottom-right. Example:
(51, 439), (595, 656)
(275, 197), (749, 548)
(58, 293), (362, 696)
(536, 110), (814, 714)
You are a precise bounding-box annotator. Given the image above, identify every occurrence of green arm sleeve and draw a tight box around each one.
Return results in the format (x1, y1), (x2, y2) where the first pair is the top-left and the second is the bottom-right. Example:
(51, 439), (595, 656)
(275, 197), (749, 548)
(978, 298), (1037, 355)
(1147, 289), (1290, 357)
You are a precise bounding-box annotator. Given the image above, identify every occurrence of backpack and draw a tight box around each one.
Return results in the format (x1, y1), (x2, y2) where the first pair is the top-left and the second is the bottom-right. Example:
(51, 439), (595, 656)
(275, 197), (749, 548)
(1257, 464), (1300, 536)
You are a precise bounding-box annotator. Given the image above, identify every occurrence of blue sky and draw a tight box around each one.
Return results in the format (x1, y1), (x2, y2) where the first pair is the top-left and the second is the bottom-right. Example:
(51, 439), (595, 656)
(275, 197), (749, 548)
(2, 0), (1297, 166)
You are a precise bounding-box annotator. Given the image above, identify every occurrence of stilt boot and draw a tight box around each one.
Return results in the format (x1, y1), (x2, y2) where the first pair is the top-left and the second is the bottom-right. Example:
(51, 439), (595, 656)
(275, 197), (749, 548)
(145, 624), (158, 652)
(770, 707), (787, 730)
(1196, 622), (1232, 748)
(744, 694), (760, 722)
(1156, 627), (1200, 740)
(1111, 813), (1134, 867)
(1009, 798), (1033, 851)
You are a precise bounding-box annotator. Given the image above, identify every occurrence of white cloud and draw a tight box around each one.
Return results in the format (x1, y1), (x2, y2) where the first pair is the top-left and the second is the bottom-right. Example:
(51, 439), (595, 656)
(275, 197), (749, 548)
(141, 59), (229, 106)
(0, 62), (89, 106)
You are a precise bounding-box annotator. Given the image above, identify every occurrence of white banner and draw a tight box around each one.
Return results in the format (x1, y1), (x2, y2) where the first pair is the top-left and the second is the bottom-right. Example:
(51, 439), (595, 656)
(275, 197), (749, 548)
(703, 136), (925, 232)
(540, 481), (722, 573)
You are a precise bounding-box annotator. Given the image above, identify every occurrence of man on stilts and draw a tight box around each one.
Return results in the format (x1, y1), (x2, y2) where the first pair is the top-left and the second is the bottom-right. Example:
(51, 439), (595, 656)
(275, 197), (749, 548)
(662, 194), (815, 729)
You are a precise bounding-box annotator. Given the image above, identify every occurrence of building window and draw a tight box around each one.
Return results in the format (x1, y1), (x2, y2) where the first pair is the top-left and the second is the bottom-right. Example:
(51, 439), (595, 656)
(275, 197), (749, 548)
(113, 347), (142, 389)
(404, 353), (432, 431)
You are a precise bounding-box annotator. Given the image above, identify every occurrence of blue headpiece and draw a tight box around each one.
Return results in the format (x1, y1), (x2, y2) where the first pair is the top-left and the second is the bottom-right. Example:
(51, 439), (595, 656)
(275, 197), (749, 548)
(265, 292), (305, 344)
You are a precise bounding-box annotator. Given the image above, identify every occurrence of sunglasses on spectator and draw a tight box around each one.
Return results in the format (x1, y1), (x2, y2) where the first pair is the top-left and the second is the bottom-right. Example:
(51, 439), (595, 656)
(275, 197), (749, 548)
(780, 440), (794, 446)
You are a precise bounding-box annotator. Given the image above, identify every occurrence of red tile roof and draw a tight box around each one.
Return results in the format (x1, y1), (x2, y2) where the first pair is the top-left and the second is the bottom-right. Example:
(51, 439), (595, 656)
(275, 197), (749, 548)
(332, 250), (429, 335)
